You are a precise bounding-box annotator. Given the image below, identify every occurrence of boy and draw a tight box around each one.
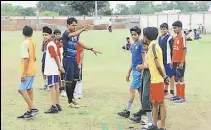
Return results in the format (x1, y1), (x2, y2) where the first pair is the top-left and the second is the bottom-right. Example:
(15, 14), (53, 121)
(108, 18), (112, 32)
(143, 27), (169, 130)
(74, 43), (84, 99)
(43, 26), (64, 114)
(62, 17), (101, 108)
(170, 21), (187, 103)
(53, 29), (67, 97)
(117, 26), (145, 118)
(193, 29), (201, 40)
(158, 23), (174, 98)
(122, 37), (132, 51)
(17, 26), (38, 119)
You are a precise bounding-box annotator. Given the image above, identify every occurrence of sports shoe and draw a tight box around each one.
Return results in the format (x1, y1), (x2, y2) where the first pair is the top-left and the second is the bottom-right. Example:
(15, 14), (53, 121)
(146, 124), (159, 130)
(17, 111), (33, 119)
(44, 105), (58, 114)
(68, 101), (80, 108)
(140, 121), (153, 130)
(133, 109), (146, 116)
(169, 96), (181, 101)
(159, 128), (166, 130)
(174, 98), (186, 103)
(117, 109), (130, 118)
(60, 90), (67, 97)
(39, 85), (47, 90)
(30, 109), (39, 116)
(56, 104), (62, 111)
(130, 115), (141, 123)
(47, 86), (50, 91)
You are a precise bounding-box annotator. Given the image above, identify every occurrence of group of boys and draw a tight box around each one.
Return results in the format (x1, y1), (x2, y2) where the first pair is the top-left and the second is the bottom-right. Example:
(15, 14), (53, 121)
(118, 21), (187, 130)
(17, 17), (101, 118)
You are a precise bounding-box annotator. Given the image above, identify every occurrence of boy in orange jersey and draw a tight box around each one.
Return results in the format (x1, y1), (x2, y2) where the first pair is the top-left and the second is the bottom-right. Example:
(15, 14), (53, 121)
(143, 27), (169, 130)
(53, 29), (67, 97)
(17, 26), (39, 119)
(170, 21), (187, 103)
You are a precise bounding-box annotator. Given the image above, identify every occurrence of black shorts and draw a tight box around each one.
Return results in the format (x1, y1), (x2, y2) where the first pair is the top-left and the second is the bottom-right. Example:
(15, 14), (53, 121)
(63, 57), (79, 82)
(172, 62), (186, 78)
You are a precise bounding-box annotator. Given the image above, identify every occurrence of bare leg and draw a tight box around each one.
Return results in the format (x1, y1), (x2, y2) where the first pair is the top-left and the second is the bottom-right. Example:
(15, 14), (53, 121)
(160, 101), (167, 129)
(152, 103), (158, 126)
(50, 85), (57, 106)
(55, 83), (60, 105)
(170, 76), (174, 91)
(18, 90), (35, 111)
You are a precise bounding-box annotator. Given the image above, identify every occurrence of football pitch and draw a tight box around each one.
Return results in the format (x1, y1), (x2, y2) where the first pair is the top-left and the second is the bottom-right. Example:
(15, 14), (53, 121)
(1, 30), (211, 130)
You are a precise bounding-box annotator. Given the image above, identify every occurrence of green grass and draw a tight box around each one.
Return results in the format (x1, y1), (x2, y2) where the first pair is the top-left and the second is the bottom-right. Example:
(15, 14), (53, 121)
(1, 30), (211, 130)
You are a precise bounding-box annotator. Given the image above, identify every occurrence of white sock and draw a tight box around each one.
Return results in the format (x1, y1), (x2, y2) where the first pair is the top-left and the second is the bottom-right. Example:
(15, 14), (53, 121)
(147, 112), (152, 123)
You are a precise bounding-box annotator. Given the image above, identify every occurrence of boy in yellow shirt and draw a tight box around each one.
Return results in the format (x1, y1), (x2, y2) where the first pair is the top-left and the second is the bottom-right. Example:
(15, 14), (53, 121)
(17, 26), (38, 119)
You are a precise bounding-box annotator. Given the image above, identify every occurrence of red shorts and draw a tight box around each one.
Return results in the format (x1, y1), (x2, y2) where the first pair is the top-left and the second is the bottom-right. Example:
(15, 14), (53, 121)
(150, 82), (165, 104)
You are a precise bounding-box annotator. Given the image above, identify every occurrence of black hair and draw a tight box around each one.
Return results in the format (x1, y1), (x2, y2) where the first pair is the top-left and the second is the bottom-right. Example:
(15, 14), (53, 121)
(143, 27), (158, 41)
(53, 29), (61, 34)
(130, 26), (141, 35)
(126, 37), (130, 40)
(172, 21), (183, 28)
(22, 26), (33, 37)
(194, 29), (197, 31)
(160, 23), (168, 29)
(67, 17), (77, 25)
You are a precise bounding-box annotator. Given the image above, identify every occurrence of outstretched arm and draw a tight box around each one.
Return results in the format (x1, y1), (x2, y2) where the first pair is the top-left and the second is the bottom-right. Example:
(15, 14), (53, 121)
(77, 40), (102, 55)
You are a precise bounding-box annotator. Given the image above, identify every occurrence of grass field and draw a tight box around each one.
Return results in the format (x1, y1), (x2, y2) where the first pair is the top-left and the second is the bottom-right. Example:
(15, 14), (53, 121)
(1, 29), (211, 130)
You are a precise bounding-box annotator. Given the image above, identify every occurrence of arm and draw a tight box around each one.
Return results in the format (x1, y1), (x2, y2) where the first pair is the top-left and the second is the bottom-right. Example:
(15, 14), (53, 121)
(181, 36), (187, 63)
(77, 40), (102, 55)
(68, 25), (89, 38)
(169, 37), (173, 59)
(152, 44), (166, 78)
(21, 41), (30, 81)
(48, 46), (62, 70)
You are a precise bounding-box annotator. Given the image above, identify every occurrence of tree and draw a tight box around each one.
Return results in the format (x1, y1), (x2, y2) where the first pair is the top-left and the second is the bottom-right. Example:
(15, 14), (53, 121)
(63, 1), (110, 15)
(115, 4), (130, 15)
(21, 7), (36, 16)
(36, 1), (61, 12)
(39, 11), (59, 16)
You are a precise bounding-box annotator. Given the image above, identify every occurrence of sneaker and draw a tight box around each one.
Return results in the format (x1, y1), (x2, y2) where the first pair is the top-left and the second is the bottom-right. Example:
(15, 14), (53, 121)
(68, 101), (80, 108)
(169, 96), (181, 101)
(133, 109), (146, 116)
(56, 104), (62, 111)
(17, 111), (33, 119)
(130, 115), (141, 123)
(30, 109), (39, 116)
(44, 105), (58, 114)
(146, 124), (159, 130)
(174, 98), (186, 103)
(140, 122), (153, 130)
(39, 85), (47, 90)
(159, 128), (166, 130)
(60, 90), (67, 97)
(117, 109), (130, 118)
(47, 87), (50, 91)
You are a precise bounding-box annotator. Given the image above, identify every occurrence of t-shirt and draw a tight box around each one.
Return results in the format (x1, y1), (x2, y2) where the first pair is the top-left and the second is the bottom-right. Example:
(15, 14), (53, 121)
(20, 38), (36, 76)
(158, 32), (173, 64)
(62, 30), (80, 58)
(76, 43), (84, 65)
(172, 33), (186, 63)
(147, 41), (164, 83)
(44, 40), (59, 75)
(130, 40), (145, 71)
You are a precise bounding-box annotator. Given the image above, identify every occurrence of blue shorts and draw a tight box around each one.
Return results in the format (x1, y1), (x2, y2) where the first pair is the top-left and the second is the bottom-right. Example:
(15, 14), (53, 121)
(172, 62), (186, 78)
(18, 76), (35, 91)
(46, 75), (59, 87)
(63, 57), (79, 82)
(131, 70), (142, 89)
(164, 63), (173, 78)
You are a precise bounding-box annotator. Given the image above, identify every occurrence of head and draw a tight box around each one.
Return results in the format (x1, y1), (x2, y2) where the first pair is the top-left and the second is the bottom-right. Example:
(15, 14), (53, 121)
(126, 37), (130, 42)
(42, 26), (52, 41)
(110, 18), (111, 21)
(143, 27), (158, 45)
(130, 26), (141, 42)
(53, 29), (61, 40)
(160, 23), (169, 35)
(22, 26), (33, 37)
(67, 17), (78, 32)
(172, 21), (183, 34)
(143, 41), (149, 51)
(194, 29), (197, 32)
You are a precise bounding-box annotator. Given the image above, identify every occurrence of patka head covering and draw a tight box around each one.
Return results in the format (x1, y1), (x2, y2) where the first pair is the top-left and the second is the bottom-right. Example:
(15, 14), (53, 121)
(42, 26), (52, 34)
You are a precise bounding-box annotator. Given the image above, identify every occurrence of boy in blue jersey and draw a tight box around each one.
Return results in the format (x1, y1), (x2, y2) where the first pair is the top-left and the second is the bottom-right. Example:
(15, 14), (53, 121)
(158, 23), (174, 98)
(118, 26), (145, 118)
(62, 17), (101, 108)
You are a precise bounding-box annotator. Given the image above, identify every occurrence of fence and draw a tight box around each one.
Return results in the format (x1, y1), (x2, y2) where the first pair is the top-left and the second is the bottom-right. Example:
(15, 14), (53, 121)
(1, 12), (211, 33)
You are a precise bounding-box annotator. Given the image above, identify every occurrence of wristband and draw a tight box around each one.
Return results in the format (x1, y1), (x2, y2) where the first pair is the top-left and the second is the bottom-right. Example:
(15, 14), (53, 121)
(90, 48), (93, 51)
